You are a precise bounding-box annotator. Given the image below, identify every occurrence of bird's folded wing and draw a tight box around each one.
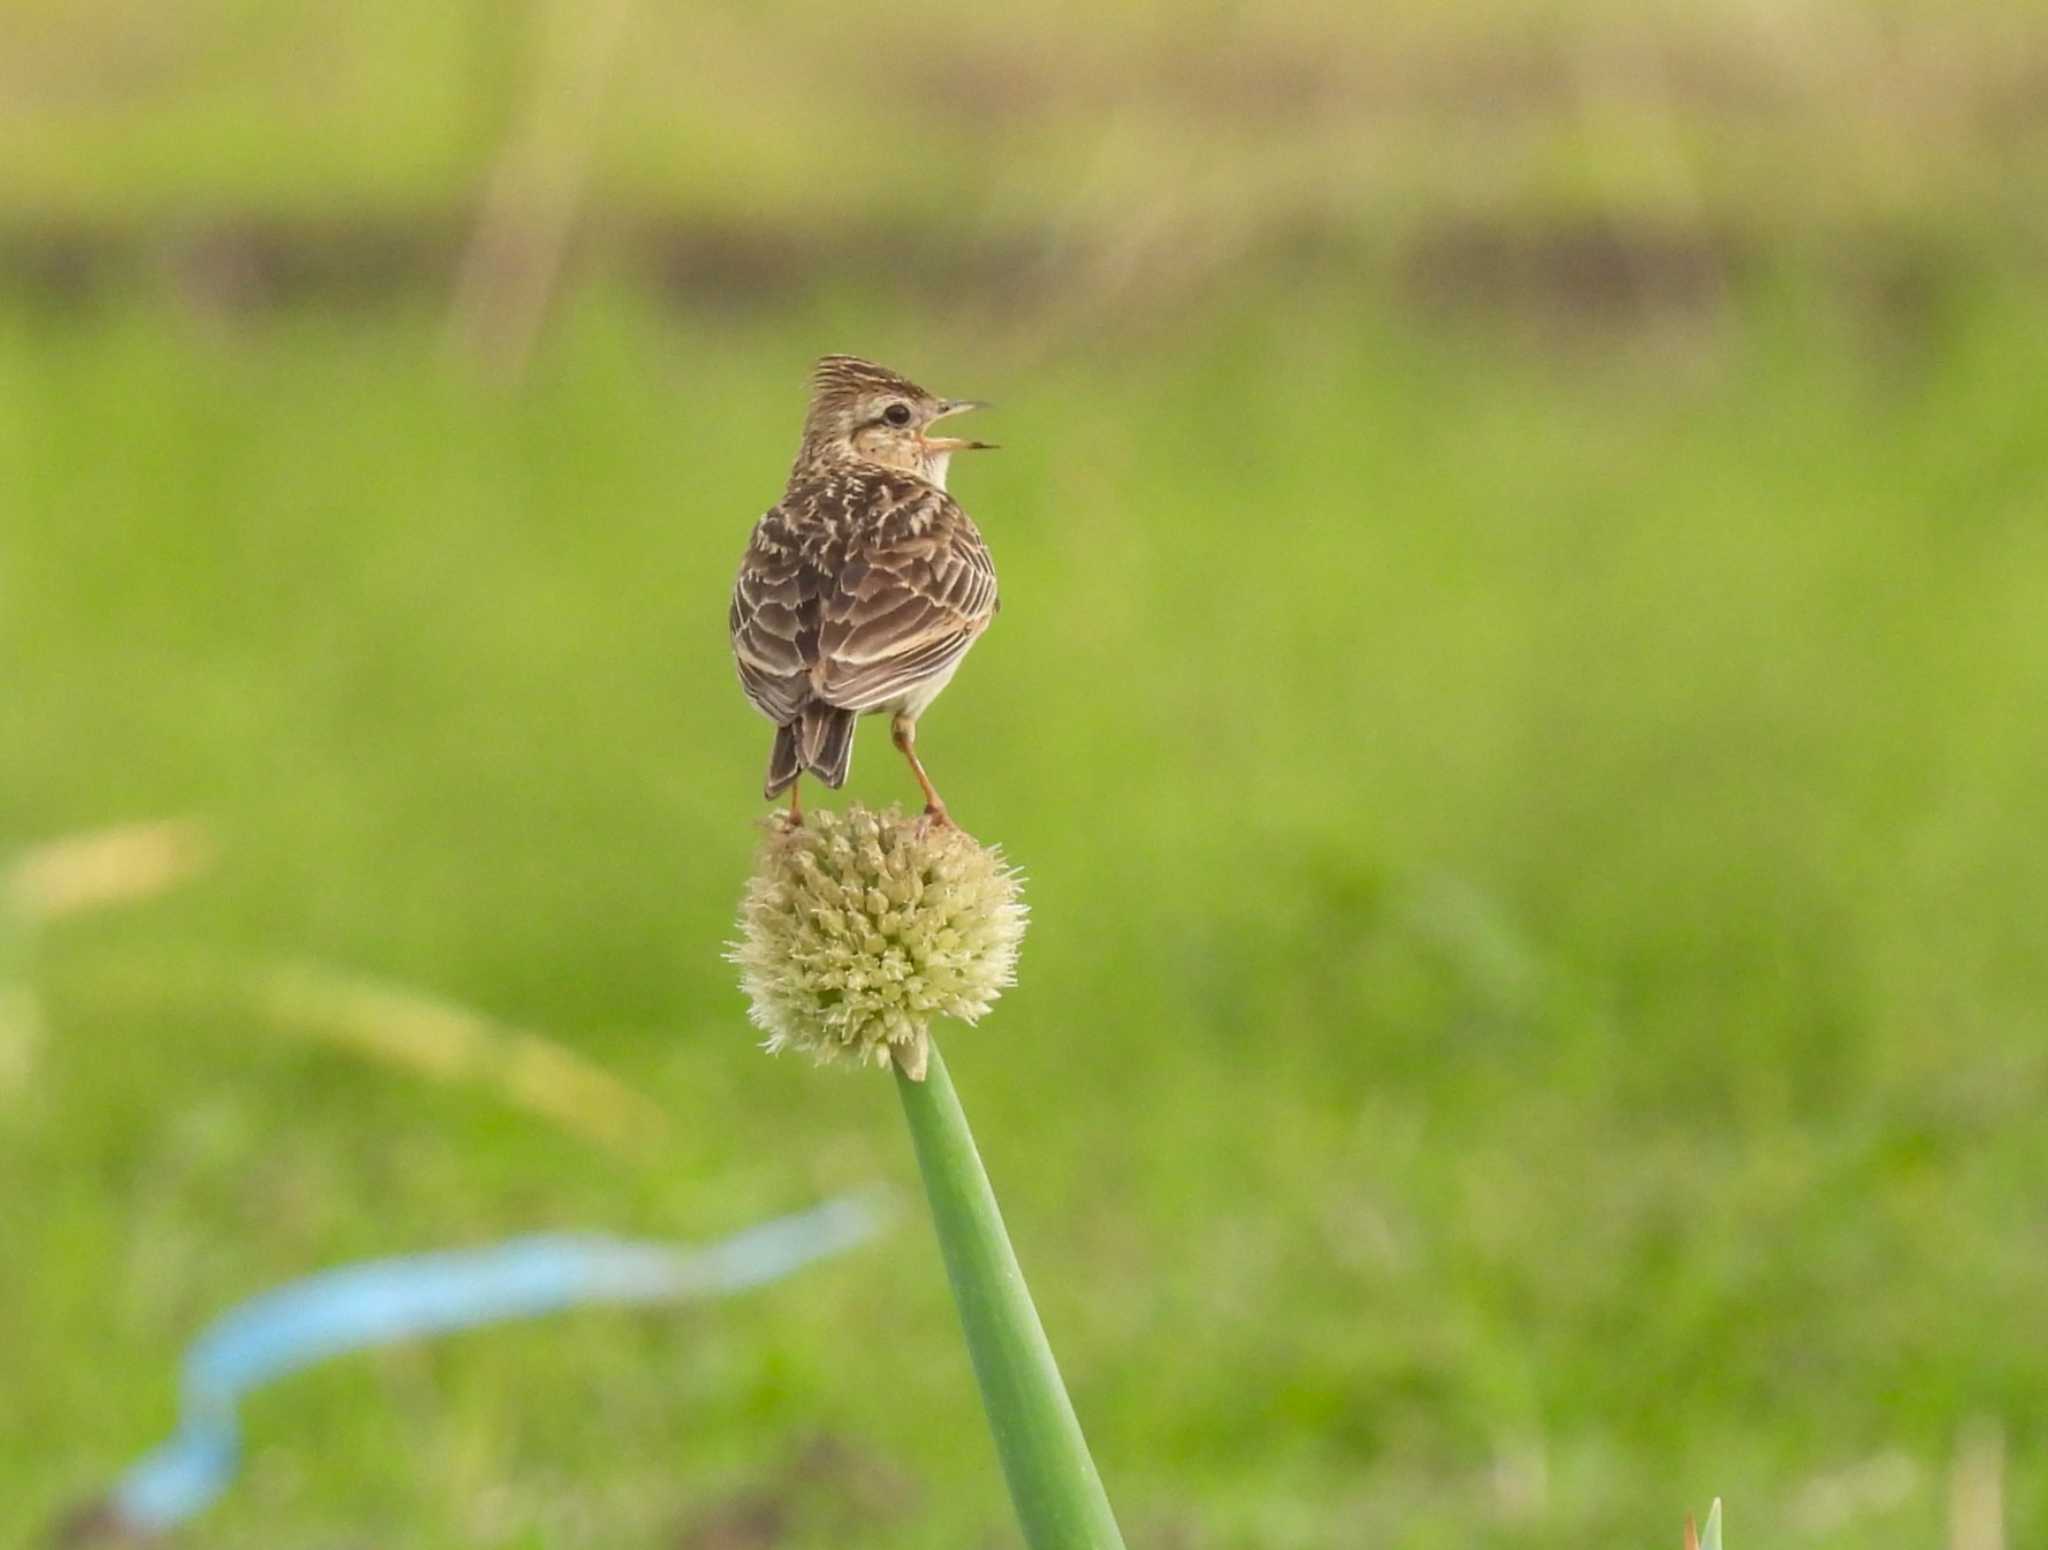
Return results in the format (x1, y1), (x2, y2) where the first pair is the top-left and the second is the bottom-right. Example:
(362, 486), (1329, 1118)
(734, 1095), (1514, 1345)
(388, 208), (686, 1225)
(729, 507), (818, 723)
(817, 495), (997, 713)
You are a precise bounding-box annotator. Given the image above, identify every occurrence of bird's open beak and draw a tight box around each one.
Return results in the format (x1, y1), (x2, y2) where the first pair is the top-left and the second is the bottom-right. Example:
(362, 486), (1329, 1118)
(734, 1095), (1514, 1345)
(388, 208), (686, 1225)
(923, 399), (997, 453)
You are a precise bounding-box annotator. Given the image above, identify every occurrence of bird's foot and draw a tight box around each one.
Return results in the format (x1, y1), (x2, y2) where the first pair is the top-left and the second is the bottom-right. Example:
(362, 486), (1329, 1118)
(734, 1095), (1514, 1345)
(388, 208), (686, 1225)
(914, 802), (954, 837)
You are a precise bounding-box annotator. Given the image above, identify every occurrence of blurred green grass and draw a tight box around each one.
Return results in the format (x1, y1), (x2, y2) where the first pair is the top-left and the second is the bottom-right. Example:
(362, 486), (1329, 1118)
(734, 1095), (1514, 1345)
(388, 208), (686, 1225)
(3, 268), (2045, 1545)
(7, 0), (2048, 1542)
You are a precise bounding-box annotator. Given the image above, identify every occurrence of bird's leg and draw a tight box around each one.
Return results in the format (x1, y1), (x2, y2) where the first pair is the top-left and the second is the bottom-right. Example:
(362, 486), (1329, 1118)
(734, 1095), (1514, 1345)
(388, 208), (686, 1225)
(786, 777), (803, 827)
(891, 714), (950, 828)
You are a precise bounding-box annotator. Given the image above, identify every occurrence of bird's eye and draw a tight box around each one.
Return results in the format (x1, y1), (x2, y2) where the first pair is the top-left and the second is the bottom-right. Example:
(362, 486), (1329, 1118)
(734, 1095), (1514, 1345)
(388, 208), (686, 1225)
(883, 403), (912, 426)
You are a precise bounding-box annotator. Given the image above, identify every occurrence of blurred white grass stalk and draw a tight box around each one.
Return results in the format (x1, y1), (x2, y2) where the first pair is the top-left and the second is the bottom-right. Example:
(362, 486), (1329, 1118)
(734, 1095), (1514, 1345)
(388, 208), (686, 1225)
(0, 820), (656, 1148)
(447, 0), (639, 379)
(5, 817), (214, 921)
(1949, 1419), (2005, 1550)
(1685, 1498), (1722, 1550)
(1789, 1449), (1919, 1534)
(86, 956), (666, 1153)
(250, 961), (669, 1153)
(1, 818), (214, 1096)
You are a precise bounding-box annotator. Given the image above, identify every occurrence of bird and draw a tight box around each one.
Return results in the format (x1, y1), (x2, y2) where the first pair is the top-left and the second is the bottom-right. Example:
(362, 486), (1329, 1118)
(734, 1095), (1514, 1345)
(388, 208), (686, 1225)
(730, 355), (999, 828)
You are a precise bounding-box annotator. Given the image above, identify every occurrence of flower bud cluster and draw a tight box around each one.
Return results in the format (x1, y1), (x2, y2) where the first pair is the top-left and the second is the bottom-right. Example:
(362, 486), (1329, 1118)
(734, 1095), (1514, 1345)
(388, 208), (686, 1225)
(730, 805), (1026, 1079)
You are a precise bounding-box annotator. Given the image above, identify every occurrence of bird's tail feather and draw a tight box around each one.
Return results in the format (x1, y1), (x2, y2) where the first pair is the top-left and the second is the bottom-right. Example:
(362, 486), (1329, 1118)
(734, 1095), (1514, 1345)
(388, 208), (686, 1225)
(763, 707), (857, 799)
(799, 706), (857, 788)
(764, 723), (802, 799)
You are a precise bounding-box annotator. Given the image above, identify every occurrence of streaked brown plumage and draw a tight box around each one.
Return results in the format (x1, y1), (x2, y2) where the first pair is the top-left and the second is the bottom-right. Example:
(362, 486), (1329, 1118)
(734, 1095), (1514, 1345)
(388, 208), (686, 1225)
(730, 356), (998, 824)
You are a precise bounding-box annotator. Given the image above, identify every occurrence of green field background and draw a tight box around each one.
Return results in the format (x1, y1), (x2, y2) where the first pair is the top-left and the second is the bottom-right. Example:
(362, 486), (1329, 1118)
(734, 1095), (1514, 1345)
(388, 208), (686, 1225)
(4, 3), (2047, 1545)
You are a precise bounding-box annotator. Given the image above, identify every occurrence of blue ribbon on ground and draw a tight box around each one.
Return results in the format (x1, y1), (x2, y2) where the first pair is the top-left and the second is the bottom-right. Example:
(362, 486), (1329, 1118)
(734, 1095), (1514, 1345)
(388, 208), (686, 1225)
(100, 1192), (886, 1535)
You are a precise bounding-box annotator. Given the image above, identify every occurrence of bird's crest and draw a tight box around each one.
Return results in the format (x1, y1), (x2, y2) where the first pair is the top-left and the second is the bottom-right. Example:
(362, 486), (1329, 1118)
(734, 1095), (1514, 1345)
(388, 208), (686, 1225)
(810, 355), (929, 405)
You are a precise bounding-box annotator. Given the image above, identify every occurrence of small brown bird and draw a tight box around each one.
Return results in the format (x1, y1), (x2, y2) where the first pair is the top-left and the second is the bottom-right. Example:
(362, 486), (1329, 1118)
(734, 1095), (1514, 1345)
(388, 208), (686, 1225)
(730, 356), (999, 826)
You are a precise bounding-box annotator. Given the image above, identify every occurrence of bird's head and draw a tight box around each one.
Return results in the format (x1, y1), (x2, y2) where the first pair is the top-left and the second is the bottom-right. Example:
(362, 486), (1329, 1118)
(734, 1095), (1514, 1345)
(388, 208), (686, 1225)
(795, 355), (994, 489)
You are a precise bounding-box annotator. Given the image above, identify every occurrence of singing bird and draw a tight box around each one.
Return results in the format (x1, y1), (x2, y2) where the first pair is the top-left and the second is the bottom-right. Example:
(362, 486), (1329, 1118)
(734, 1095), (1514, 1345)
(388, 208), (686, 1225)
(729, 356), (998, 826)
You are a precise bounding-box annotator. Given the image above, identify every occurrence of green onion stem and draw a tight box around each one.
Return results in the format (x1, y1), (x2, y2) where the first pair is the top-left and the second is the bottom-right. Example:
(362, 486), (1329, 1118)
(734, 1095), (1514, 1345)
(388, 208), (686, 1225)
(894, 1039), (1125, 1550)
